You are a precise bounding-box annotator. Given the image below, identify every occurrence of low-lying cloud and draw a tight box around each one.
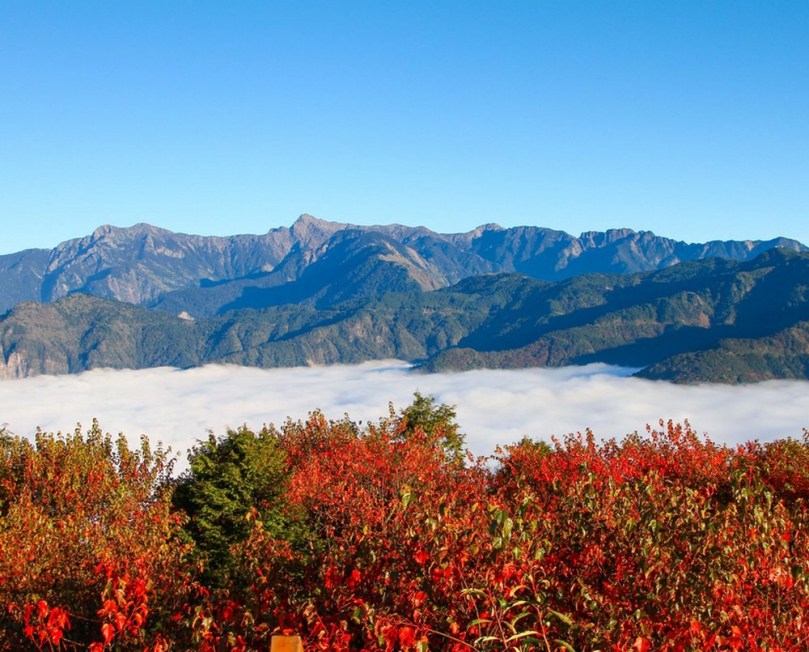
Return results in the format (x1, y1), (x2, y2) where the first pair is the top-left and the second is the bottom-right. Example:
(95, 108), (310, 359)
(1, 362), (807, 471)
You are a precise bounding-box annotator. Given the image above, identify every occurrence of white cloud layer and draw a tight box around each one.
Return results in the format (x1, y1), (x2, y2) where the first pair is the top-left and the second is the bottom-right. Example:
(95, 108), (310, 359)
(1, 362), (807, 472)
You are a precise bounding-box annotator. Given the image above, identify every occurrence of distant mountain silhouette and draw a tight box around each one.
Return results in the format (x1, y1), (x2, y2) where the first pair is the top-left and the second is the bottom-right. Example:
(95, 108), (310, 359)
(1, 214), (804, 316)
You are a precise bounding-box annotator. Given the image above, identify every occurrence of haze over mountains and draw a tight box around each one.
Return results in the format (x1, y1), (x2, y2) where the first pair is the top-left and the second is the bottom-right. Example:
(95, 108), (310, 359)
(1, 215), (808, 383)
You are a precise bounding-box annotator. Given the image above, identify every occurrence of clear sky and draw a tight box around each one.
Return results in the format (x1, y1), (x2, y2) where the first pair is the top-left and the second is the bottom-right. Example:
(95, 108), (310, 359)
(1, 1), (807, 254)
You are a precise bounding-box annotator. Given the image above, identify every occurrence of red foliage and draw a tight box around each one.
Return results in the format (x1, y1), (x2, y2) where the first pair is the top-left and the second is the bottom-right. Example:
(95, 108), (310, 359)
(0, 422), (194, 650)
(3, 413), (809, 650)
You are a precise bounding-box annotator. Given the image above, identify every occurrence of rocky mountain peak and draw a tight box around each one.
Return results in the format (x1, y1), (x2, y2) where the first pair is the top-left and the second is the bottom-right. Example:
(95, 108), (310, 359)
(290, 214), (347, 247)
(89, 223), (172, 242)
(470, 223), (504, 237)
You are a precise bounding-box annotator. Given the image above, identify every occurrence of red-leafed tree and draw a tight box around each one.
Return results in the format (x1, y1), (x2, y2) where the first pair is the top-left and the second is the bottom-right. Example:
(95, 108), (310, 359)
(0, 421), (195, 650)
(4, 406), (809, 651)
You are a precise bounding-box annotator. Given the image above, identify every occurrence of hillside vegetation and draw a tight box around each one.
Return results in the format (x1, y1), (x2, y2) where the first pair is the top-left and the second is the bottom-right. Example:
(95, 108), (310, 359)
(1, 400), (809, 650)
(2, 248), (809, 383)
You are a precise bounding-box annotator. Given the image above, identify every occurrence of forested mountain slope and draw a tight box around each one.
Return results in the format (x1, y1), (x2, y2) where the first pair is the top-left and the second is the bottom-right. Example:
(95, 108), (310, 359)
(2, 247), (808, 383)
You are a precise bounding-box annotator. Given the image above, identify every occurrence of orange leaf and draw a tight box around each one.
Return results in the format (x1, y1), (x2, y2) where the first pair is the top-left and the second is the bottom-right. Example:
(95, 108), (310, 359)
(633, 637), (651, 652)
(102, 622), (115, 644)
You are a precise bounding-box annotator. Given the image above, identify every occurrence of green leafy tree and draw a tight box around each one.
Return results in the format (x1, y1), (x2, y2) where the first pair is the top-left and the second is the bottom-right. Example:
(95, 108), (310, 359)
(398, 391), (466, 461)
(172, 425), (290, 584)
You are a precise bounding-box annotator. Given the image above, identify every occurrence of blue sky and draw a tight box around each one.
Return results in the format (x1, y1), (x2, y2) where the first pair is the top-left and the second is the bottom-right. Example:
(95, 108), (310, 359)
(1, 1), (807, 254)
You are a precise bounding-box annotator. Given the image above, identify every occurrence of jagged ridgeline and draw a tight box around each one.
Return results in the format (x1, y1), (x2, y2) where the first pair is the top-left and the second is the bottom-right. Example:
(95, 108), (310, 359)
(0, 215), (808, 382)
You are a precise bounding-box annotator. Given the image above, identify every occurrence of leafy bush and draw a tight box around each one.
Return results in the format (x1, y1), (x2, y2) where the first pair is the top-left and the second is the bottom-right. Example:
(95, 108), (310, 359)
(2, 407), (809, 650)
(0, 422), (192, 650)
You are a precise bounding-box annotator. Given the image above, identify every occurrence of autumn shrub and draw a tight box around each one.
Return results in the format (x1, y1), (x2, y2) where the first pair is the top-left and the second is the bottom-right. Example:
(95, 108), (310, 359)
(179, 402), (491, 650)
(484, 421), (809, 651)
(3, 408), (809, 651)
(746, 431), (809, 502)
(0, 422), (194, 650)
(177, 408), (809, 651)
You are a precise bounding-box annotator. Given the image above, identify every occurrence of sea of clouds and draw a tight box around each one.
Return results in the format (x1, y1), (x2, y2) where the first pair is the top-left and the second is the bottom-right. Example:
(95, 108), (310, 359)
(1, 361), (807, 472)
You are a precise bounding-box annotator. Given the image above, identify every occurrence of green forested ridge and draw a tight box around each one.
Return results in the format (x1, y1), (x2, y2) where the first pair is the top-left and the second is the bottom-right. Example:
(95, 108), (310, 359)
(2, 248), (809, 383)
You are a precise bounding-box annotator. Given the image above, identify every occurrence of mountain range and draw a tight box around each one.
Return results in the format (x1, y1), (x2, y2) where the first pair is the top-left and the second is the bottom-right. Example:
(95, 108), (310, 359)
(1, 215), (807, 382)
(2, 214), (805, 316)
